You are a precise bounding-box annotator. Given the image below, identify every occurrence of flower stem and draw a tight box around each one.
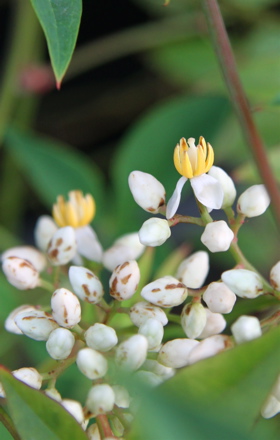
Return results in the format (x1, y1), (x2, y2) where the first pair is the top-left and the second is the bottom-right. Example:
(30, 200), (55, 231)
(202, 0), (280, 229)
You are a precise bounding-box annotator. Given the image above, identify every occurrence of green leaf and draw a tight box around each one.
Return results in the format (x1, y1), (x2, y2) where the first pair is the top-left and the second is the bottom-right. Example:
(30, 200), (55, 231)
(30, 0), (82, 86)
(127, 326), (280, 440)
(0, 368), (88, 440)
(4, 126), (104, 222)
(112, 95), (231, 232)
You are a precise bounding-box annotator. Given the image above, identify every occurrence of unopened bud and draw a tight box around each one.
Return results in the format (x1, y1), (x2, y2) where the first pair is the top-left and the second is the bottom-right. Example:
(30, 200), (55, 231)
(181, 303), (207, 339)
(188, 335), (229, 365)
(208, 166), (236, 208)
(34, 216), (58, 252)
(158, 338), (199, 368)
(2, 257), (40, 290)
(76, 347), (108, 379)
(176, 251), (209, 288)
(69, 266), (104, 303)
(103, 233), (145, 272)
(15, 310), (59, 340)
(203, 282), (236, 314)
(129, 171), (165, 213)
(85, 323), (118, 352)
(135, 370), (162, 387)
(237, 184), (270, 217)
(12, 367), (42, 390)
(115, 335), (148, 370)
(138, 318), (164, 350)
(75, 225), (103, 263)
(221, 269), (263, 298)
(142, 359), (175, 381)
(270, 261), (280, 291)
(231, 315), (262, 344)
(45, 388), (62, 401)
(61, 399), (84, 424)
(112, 385), (130, 408)
(2, 246), (47, 272)
(86, 384), (115, 415)
(47, 226), (77, 265)
(261, 395), (280, 419)
(109, 260), (140, 301)
(138, 218), (171, 247)
(201, 220), (234, 253)
(51, 288), (81, 328)
(5, 305), (37, 334)
(129, 301), (168, 327)
(197, 308), (226, 339)
(46, 328), (75, 360)
(141, 276), (188, 308)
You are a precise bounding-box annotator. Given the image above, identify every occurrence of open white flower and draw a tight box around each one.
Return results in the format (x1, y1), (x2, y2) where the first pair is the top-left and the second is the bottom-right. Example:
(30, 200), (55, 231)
(166, 137), (223, 219)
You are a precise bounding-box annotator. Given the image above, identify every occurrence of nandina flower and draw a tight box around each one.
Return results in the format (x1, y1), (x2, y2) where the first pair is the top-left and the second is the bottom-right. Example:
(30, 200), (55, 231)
(166, 137), (223, 219)
(49, 190), (102, 263)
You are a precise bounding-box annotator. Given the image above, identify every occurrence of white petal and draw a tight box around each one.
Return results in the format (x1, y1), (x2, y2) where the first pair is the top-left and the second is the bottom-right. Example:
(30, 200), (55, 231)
(190, 174), (223, 209)
(76, 226), (103, 263)
(166, 176), (187, 219)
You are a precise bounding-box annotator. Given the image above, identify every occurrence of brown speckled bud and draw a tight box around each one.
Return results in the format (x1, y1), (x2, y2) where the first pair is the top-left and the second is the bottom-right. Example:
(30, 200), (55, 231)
(47, 226), (77, 266)
(2, 257), (40, 290)
(109, 260), (140, 301)
(141, 276), (188, 308)
(15, 310), (59, 341)
(69, 266), (104, 303)
(51, 288), (81, 328)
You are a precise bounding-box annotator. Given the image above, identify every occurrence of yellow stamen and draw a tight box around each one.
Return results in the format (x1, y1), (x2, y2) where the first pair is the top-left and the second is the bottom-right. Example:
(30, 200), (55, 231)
(173, 137), (214, 179)
(52, 190), (96, 228)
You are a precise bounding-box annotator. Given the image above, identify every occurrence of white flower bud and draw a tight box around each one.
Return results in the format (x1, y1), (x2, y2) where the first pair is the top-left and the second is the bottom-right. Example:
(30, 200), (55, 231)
(12, 367), (42, 390)
(47, 226), (77, 265)
(129, 301), (168, 327)
(86, 384), (115, 415)
(270, 261), (280, 291)
(197, 308), (226, 339)
(46, 328), (75, 360)
(231, 315), (262, 344)
(237, 184), (270, 218)
(1, 246), (47, 272)
(158, 338), (199, 368)
(5, 305), (37, 334)
(45, 388), (62, 401)
(138, 318), (164, 350)
(69, 266), (104, 303)
(135, 370), (162, 387)
(188, 335), (229, 365)
(142, 359), (175, 381)
(203, 282), (236, 314)
(201, 221), (234, 253)
(103, 233), (145, 272)
(85, 323), (118, 352)
(181, 303), (207, 339)
(2, 257), (40, 290)
(141, 276), (188, 308)
(15, 310), (59, 341)
(138, 218), (171, 247)
(87, 424), (101, 440)
(75, 225), (103, 263)
(61, 399), (84, 424)
(115, 334), (148, 370)
(109, 260), (140, 301)
(76, 347), (108, 379)
(112, 385), (130, 408)
(51, 288), (81, 328)
(128, 171), (166, 213)
(34, 215), (58, 252)
(176, 251), (209, 288)
(208, 166), (236, 209)
(261, 395), (280, 419)
(221, 269), (263, 298)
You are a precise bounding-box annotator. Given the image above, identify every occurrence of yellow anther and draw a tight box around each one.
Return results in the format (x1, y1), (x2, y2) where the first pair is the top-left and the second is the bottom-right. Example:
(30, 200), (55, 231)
(173, 137), (214, 179)
(52, 190), (96, 228)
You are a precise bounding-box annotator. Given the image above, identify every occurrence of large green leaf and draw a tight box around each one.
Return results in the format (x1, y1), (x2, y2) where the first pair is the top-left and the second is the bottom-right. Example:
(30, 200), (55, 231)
(112, 95), (231, 232)
(0, 368), (88, 440)
(127, 326), (280, 440)
(30, 0), (82, 86)
(4, 127), (104, 221)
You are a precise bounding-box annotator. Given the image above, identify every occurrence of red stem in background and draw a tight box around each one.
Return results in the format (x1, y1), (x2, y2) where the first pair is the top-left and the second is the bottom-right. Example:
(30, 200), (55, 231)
(202, 0), (280, 230)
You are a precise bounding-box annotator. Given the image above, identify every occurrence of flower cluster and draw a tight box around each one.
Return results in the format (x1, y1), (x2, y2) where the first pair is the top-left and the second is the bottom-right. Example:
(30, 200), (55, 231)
(1, 136), (279, 439)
